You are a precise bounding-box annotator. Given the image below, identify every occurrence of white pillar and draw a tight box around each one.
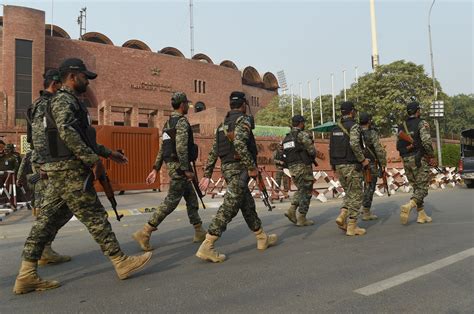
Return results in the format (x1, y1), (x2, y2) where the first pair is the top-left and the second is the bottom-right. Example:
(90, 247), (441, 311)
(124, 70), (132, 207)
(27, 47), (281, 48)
(331, 73), (335, 122)
(370, 0), (380, 69)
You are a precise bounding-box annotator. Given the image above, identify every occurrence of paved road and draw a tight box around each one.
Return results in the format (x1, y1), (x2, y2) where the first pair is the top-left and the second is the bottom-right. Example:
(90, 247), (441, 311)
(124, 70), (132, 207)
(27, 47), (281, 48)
(0, 187), (473, 313)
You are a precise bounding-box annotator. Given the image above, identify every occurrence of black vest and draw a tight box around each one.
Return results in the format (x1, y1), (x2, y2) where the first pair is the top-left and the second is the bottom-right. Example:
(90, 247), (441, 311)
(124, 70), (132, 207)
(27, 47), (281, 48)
(397, 117), (422, 157)
(43, 89), (92, 162)
(282, 129), (313, 166)
(330, 118), (359, 165)
(217, 111), (257, 164)
(162, 116), (198, 163)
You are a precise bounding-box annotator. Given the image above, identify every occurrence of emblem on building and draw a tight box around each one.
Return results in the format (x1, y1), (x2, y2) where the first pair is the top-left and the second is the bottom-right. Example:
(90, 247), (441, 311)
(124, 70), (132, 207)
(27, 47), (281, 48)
(151, 67), (161, 76)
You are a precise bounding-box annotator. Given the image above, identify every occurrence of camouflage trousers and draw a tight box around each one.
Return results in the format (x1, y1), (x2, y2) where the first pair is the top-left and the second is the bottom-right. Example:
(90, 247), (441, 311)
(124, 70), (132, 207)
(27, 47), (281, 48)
(208, 169), (262, 237)
(274, 168), (290, 191)
(362, 163), (379, 209)
(22, 168), (122, 261)
(403, 155), (430, 207)
(336, 164), (363, 219)
(289, 164), (314, 215)
(148, 177), (201, 227)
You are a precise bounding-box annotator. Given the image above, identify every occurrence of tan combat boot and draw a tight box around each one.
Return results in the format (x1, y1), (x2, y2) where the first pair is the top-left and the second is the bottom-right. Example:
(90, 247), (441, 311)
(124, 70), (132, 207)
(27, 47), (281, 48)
(362, 208), (378, 221)
(193, 223), (206, 243)
(416, 208), (433, 224)
(38, 244), (72, 266)
(254, 228), (278, 250)
(296, 212), (315, 226)
(282, 190), (289, 198)
(400, 199), (417, 225)
(109, 252), (152, 280)
(336, 208), (349, 231)
(13, 261), (60, 294)
(346, 219), (366, 236)
(195, 234), (226, 263)
(132, 223), (157, 251)
(284, 205), (297, 224)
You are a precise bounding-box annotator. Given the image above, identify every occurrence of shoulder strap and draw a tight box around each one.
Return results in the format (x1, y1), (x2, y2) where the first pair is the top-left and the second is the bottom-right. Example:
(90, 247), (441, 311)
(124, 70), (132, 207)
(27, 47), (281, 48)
(337, 121), (350, 137)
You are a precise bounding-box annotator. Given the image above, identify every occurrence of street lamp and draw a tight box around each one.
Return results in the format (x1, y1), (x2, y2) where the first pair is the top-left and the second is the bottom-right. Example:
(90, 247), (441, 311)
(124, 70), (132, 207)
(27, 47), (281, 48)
(428, 0), (442, 166)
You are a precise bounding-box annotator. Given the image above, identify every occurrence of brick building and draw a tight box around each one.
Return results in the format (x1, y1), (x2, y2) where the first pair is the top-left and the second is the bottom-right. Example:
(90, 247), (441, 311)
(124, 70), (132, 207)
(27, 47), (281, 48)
(0, 5), (279, 146)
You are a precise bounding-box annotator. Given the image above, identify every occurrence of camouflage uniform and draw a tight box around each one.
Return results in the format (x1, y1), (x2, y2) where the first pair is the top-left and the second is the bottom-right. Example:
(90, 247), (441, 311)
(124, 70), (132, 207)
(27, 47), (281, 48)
(334, 117), (366, 219)
(287, 128), (316, 215)
(22, 86), (122, 261)
(204, 113), (261, 236)
(147, 111), (201, 227)
(361, 128), (387, 209)
(272, 147), (289, 191)
(399, 119), (433, 208)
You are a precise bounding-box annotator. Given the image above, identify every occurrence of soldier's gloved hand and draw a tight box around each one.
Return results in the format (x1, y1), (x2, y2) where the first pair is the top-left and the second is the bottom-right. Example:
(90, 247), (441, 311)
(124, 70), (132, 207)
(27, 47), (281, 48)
(110, 151), (128, 164)
(199, 177), (210, 191)
(146, 169), (157, 185)
(184, 171), (195, 182)
(361, 159), (370, 167)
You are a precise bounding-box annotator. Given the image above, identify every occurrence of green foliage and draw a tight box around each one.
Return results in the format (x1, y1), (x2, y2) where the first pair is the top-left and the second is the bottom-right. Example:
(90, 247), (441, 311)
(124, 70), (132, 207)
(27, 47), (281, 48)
(442, 94), (474, 137)
(436, 144), (460, 167)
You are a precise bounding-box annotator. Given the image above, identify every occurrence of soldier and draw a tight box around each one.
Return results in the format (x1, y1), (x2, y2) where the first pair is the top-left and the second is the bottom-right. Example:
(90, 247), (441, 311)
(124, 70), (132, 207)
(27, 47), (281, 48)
(132, 92), (205, 251)
(330, 102), (369, 236)
(282, 115), (317, 226)
(13, 58), (151, 295)
(0, 141), (19, 173)
(19, 69), (71, 266)
(272, 143), (289, 197)
(196, 91), (277, 263)
(359, 112), (387, 221)
(5, 144), (21, 174)
(397, 102), (434, 225)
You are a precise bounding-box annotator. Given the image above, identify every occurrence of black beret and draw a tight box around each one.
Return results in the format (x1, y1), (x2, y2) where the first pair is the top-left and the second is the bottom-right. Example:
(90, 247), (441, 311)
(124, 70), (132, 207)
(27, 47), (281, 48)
(292, 115), (306, 124)
(359, 112), (372, 124)
(340, 101), (355, 113)
(406, 102), (420, 113)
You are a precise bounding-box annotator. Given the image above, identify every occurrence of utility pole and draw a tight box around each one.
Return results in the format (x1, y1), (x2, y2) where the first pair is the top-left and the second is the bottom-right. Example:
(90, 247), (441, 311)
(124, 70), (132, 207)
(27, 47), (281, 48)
(77, 7), (87, 40)
(190, 0), (195, 57)
(428, 0), (442, 166)
(370, 0), (379, 70)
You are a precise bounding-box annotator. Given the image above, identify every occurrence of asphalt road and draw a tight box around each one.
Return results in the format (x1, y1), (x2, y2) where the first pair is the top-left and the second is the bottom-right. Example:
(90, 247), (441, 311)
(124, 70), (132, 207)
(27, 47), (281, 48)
(0, 187), (473, 313)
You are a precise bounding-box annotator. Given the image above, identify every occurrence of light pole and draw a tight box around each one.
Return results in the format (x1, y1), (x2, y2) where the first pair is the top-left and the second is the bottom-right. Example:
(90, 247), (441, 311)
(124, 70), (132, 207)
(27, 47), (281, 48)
(318, 78), (324, 139)
(428, 0), (442, 166)
(299, 82), (303, 115)
(308, 81), (314, 129)
(331, 73), (335, 122)
(343, 69), (347, 101)
(290, 85), (294, 117)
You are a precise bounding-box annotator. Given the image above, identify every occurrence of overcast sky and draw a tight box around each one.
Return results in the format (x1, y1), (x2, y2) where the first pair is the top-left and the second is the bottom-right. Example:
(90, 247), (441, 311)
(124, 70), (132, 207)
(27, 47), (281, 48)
(2, 0), (472, 96)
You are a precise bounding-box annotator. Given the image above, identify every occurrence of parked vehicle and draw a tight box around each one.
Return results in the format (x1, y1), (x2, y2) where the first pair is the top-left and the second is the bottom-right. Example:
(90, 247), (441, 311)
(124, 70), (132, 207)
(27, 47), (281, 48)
(459, 129), (474, 188)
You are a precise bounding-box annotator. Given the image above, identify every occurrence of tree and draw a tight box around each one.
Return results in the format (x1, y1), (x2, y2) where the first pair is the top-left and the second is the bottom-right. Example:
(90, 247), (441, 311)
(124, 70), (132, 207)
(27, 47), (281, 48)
(443, 94), (474, 138)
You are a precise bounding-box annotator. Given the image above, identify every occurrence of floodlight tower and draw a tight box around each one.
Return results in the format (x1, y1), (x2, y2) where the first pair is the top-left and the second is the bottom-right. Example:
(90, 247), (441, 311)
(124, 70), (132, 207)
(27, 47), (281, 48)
(77, 7), (87, 40)
(370, 0), (379, 70)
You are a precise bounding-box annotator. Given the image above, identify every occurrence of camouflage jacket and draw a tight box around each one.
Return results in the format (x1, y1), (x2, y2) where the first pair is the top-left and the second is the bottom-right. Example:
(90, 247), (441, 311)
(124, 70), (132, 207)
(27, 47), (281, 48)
(204, 114), (256, 178)
(272, 148), (285, 169)
(154, 112), (191, 179)
(361, 127), (387, 167)
(290, 127), (317, 159)
(41, 86), (111, 172)
(346, 118), (366, 163)
(417, 119), (434, 156)
(17, 151), (33, 179)
(29, 90), (53, 165)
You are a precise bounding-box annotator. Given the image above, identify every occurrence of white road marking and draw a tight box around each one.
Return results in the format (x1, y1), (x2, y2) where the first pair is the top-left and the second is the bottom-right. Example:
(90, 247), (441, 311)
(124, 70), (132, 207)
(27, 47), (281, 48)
(354, 247), (474, 296)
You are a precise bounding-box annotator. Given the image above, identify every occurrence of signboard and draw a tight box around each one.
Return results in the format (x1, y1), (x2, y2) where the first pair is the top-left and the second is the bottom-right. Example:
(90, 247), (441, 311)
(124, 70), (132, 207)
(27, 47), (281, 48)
(20, 135), (31, 155)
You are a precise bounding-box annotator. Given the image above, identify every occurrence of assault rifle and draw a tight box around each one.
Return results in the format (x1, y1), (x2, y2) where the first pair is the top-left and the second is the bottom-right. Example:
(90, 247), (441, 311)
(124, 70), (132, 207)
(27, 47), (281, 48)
(256, 169), (275, 211)
(190, 161), (206, 209)
(378, 167), (391, 196)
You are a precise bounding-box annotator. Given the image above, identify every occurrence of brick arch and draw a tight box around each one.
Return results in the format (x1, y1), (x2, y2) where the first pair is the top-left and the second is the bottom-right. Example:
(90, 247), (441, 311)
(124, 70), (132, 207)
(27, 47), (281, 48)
(45, 24), (71, 39)
(263, 72), (279, 91)
(242, 66), (263, 87)
(159, 47), (185, 58)
(220, 60), (238, 70)
(192, 53), (213, 64)
(122, 39), (151, 51)
(82, 32), (114, 45)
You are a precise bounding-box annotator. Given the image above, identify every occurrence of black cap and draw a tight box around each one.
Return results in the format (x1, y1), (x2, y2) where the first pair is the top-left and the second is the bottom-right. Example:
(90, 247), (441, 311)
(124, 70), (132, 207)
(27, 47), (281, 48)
(230, 91), (247, 103)
(43, 69), (60, 82)
(359, 112), (372, 125)
(292, 115), (306, 124)
(340, 101), (355, 114)
(406, 102), (420, 114)
(59, 58), (97, 80)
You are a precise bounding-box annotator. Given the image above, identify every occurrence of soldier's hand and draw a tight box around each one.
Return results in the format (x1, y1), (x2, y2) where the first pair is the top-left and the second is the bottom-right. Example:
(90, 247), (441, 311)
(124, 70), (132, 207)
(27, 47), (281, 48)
(361, 159), (370, 167)
(184, 171), (195, 181)
(110, 151), (128, 164)
(93, 161), (106, 180)
(146, 169), (157, 185)
(248, 168), (258, 179)
(199, 177), (210, 191)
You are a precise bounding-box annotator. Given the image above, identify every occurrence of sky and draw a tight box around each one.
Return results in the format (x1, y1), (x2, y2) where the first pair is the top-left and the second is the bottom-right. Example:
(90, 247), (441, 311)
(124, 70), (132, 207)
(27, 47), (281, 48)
(1, 0), (472, 96)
